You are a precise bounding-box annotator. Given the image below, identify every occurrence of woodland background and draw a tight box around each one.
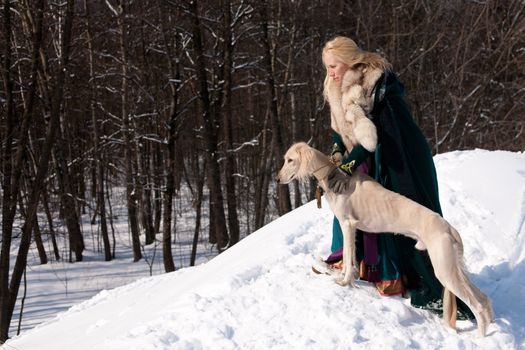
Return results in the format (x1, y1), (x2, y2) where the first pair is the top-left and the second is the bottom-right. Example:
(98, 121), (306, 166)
(0, 0), (524, 342)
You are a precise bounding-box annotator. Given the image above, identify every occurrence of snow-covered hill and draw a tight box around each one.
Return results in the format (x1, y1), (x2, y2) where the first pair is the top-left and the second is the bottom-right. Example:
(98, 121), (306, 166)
(6, 149), (525, 350)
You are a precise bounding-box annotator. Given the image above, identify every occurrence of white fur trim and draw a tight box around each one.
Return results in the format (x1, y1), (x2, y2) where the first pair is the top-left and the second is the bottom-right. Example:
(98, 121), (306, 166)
(353, 117), (377, 152)
(326, 67), (383, 152)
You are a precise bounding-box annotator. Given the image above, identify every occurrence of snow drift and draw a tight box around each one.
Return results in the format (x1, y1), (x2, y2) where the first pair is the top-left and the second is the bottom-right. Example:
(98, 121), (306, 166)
(7, 149), (525, 350)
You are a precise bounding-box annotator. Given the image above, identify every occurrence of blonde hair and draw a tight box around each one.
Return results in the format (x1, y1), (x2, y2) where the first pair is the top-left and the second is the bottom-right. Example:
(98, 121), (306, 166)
(322, 36), (391, 99)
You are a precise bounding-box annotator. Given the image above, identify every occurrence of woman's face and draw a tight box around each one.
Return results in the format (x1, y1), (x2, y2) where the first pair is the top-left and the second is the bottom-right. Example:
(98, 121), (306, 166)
(323, 52), (348, 83)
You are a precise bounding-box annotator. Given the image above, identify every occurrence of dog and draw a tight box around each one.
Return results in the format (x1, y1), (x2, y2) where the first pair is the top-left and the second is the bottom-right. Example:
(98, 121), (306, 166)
(276, 142), (493, 337)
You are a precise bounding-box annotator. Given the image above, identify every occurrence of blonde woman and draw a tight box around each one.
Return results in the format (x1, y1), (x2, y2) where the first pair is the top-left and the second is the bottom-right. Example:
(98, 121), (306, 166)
(318, 36), (473, 319)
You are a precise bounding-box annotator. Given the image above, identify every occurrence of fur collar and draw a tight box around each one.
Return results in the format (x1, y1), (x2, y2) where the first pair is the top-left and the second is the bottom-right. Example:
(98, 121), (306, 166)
(326, 66), (383, 152)
(340, 66), (383, 101)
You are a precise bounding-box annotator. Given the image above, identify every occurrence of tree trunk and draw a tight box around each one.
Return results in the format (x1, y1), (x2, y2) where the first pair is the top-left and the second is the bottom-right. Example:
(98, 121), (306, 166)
(252, 56), (269, 228)
(114, 0), (142, 262)
(135, 145), (155, 245)
(189, 0), (229, 250)
(157, 1), (184, 272)
(0, 0), (44, 341)
(37, 1), (85, 264)
(97, 162), (111, 261)
(254, 113), (272, 229)
(190, 160), (205, 266)
(84, 0), (111, 260)
(32, 212), (48, 265)
(53, 138), (85, 262)
(0, 0), (16, 339)
(208, 202), (217, 244)
(2, 0), (75, 340)
(42, 190), (60, 261)
(260, 0), (292, 216)
(153, 146), (162, 236)
(162, 140), (176, 272)
(105, 173), (117, 259)
(221, 0), (240, 246)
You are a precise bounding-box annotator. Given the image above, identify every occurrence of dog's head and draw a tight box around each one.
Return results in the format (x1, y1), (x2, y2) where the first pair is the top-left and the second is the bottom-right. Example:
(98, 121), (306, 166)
(276, 142), (313, 184)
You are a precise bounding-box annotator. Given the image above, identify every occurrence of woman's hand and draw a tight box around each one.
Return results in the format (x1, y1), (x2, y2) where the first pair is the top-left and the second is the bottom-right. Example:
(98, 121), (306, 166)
(330, 152), (343, 166)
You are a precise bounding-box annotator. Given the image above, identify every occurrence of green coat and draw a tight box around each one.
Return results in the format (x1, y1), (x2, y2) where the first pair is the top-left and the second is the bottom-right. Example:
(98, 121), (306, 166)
(331, 71), (472, 318)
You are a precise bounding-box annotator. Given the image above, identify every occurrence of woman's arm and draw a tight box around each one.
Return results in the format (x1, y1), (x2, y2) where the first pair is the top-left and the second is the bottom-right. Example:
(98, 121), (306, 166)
(327, 132), (372, 193)
(330, 132), (346, 165)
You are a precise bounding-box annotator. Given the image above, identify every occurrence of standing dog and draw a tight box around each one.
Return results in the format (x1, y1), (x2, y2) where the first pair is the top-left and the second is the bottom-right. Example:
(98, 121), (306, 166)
(276, 142), (493, 337)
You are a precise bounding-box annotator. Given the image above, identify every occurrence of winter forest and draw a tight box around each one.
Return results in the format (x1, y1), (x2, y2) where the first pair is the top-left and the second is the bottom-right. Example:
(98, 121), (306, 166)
(0, 0), (524, 343)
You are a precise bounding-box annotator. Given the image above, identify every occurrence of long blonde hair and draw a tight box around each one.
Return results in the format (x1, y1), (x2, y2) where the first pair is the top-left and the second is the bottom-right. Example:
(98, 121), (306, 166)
(322, 36), (391, 100)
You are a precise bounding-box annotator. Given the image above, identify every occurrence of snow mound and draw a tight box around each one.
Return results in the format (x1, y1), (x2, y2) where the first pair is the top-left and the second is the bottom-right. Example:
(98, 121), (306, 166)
(8, 149), (525, 350)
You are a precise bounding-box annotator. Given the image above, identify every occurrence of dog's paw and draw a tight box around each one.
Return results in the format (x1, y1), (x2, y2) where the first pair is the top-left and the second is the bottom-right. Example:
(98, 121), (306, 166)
(335, 277), (349, 286)
(336, 274), (356, 287)
(477, 315), (490, 338)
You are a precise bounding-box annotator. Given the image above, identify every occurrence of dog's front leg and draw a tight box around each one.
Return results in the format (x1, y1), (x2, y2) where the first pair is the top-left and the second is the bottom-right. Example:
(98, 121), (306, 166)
(337, 219), (358, 286)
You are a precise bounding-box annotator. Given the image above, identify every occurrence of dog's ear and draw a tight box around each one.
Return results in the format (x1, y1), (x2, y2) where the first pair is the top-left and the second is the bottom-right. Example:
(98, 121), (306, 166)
(295, 143), (313, 181)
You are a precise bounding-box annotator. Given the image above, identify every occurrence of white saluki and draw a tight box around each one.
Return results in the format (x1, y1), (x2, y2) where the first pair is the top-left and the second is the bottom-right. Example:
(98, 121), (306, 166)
(276, 142), (493, 337)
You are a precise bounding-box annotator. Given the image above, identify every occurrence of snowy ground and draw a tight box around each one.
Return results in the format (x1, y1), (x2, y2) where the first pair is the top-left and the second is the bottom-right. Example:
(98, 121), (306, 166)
(7, 186), (218, 336)
(4, 149), (525, 350)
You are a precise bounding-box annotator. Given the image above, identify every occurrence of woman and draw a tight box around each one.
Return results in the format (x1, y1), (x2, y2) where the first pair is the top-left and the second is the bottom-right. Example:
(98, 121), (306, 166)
(319, 36), (471, 317)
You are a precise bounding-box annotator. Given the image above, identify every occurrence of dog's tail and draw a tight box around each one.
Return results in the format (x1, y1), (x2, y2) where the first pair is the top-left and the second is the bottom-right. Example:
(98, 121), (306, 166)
(442, 226), (464, 331)
(440, 225), (465, 332)
(452, 228), (464, 253)
(445, 226), (494, 336)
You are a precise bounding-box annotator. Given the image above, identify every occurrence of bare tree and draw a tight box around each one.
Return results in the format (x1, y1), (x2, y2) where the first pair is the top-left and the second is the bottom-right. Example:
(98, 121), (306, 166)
(259, 0), (292, 216)
(0, 0), (46, 341)
(157, 0), (182, 272)
(109, 0), (141, 261)
(84, 0), (111, 260)
(221, 0), (241, 245)
(188, 0), (229, 251)
(1, 0), (76, 340)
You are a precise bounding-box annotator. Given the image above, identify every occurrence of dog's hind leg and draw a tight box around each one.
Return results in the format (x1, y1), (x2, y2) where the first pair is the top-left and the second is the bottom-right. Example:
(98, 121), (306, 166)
(429, 234), (492, 337)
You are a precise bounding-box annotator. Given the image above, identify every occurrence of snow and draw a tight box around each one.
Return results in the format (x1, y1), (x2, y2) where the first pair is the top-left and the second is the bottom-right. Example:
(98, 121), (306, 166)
(5, 149), (525, 350)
